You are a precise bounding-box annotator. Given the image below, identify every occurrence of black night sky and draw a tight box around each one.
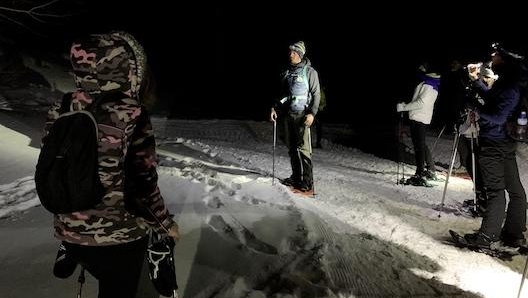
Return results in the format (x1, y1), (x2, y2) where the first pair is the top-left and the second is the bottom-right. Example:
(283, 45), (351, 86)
(3, 2), (527, 127)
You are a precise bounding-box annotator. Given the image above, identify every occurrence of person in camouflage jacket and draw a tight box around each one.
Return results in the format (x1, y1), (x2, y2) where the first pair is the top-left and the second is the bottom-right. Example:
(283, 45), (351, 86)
(43, 32), (179, 297)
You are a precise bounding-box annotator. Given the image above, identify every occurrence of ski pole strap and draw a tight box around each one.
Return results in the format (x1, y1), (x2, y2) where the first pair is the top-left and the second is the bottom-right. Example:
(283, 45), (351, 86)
(146, 207), (172, 234)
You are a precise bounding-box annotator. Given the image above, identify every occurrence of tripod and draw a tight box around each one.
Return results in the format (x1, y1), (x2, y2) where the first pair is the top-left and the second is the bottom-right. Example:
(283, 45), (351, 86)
(438, 110), (479, 217)
(430, 124), (447, 156)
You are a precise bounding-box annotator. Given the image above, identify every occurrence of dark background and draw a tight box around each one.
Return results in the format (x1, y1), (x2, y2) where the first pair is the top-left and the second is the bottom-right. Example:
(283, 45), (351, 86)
(2, 2), (527, 128)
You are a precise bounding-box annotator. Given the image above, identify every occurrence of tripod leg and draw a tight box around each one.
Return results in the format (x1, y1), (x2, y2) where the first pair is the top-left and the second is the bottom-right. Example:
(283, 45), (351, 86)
(518, 255), (528, 298)
(272, 121), (277, 185)
(430, 124), (446, 156)
(439, 132), (460, 218)
(470, 133), (477, 213)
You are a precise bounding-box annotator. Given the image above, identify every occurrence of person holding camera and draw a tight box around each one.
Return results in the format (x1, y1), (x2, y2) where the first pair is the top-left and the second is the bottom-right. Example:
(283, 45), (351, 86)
(270, 41), (321, 193)
(396, 63), (441, 187)
(462, 44), (527, 249)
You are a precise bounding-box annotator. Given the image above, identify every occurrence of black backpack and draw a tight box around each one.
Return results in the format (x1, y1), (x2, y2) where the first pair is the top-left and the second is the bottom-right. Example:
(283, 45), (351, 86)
(35, 93), (104, 214)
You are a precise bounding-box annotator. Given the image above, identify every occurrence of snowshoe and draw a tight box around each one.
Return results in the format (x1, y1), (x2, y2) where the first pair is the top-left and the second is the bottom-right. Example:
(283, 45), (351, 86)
(290, 186), (315, 197)
(403, 175), (434, 187)
(449, 230), (519, 260)
(147, 231), (178, 297)
(292, 181), (315, 197)
(279, 178), (315, 197)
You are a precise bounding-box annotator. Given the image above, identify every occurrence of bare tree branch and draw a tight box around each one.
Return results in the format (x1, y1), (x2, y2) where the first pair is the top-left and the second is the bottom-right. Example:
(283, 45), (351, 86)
(31, 0), (59, 11)
(0, 0), (74, 19)
(0, 0), (81, 38)
(0, 12), (46, 37)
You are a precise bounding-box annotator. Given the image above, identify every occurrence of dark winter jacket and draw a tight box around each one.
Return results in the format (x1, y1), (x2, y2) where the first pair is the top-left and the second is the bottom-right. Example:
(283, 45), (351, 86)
(44, 33), (175, 246)
(474, 71), (520, 140)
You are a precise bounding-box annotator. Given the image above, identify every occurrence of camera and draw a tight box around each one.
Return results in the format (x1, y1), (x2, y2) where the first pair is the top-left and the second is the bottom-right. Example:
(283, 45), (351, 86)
(491, 42), (525, 61)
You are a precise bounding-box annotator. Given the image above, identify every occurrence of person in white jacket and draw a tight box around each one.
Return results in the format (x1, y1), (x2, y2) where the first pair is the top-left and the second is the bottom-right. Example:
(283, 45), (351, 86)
(397, 66), (441, 186)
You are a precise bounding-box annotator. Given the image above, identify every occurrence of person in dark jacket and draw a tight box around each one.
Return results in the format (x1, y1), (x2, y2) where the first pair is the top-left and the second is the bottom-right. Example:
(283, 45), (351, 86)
(45, 32), (179, 298)
(458, 66), (499, 216)
(463, 44), (527, 249)
(270, 41), (321, 192)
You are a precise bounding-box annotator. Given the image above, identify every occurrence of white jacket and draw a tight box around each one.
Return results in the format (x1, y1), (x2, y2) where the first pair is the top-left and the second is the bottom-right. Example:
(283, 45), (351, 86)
(401, 82), (438, 124)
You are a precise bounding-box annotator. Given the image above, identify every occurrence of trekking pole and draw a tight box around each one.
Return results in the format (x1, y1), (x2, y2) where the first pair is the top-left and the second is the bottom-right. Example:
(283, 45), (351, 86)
(397, 114), (401, 184)
(397, 112), (405, 184)
(272, 120), (277, 185)
(307, 125), (316, 197)
(77, 267), (85, 298)
(430, 124), (446, 155)
(517, 255), (528, 298)
(438, 131), (460, 218)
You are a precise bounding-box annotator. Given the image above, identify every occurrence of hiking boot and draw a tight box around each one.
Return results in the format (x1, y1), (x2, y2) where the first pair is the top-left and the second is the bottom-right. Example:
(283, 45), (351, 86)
(420, 170), (438, 181)
(453, 166), (467, 175)
(501, 231), (527, 248)
(281, 177), (296, 186)
(295, 181), (313, 192)
(53, 242), (77, 279)
(464, 232), (497, 249)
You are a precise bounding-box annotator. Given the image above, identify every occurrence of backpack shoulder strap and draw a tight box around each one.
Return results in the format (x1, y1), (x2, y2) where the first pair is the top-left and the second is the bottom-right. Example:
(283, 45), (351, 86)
(302, 65), (309, 88)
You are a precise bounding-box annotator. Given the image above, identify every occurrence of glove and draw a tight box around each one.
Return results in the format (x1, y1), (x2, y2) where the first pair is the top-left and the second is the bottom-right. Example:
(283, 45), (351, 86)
(396, 103), (406, 113)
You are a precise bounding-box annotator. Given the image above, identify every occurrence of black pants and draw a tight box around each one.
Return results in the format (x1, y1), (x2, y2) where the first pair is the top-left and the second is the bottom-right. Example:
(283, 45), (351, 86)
(478, 138), (527, 239)
(410, 120), (434, 174)
(280, 112), (313, 186)
(64, 237), (150, 298)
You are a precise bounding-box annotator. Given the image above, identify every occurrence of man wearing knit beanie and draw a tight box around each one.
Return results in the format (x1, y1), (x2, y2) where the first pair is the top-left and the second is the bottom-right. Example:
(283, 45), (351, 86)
(289, 41), (306, 59)
(270, 40), (321, 195)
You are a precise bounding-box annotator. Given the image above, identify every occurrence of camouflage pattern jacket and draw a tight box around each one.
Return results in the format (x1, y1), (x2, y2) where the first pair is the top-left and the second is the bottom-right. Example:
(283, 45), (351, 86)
(43, 33), (175, 246)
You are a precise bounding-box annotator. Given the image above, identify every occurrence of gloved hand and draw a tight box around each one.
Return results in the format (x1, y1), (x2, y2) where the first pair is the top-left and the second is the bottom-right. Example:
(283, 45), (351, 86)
(396, 103), (406, 113)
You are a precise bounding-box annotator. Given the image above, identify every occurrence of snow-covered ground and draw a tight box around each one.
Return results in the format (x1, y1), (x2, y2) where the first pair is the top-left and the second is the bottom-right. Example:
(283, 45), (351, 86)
(2, 54), (528, 298)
